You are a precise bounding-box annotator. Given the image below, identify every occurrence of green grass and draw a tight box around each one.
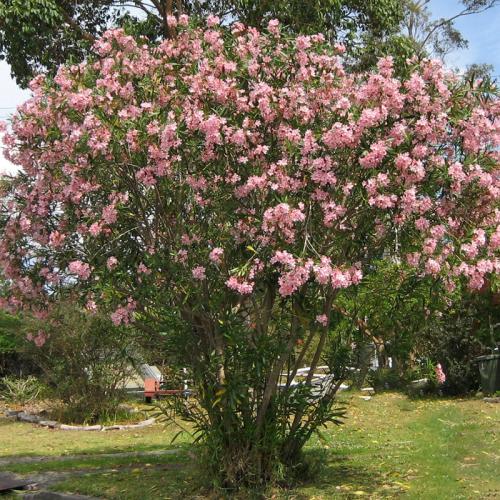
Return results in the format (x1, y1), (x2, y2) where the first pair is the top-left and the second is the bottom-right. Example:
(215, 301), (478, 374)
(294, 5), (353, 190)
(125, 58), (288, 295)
(1, 393), (498, 499)
(0, 416), (191, 458)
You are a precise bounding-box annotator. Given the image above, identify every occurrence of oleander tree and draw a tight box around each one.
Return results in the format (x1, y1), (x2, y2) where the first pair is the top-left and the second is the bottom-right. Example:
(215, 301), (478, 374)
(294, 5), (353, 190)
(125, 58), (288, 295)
(0, 17), (499, 488)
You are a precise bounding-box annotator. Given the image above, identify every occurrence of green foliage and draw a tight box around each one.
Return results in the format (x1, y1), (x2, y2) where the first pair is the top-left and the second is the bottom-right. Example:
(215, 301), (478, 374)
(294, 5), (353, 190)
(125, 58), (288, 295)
(333, 261), (500, 395)
(0, 0), (405, 87)
(0, 0), (117, 87)
(0, 309), (20, 354)
(329, 261), (442, 376)
(22, 302), (141, 424)
(422, 289), (499, 395)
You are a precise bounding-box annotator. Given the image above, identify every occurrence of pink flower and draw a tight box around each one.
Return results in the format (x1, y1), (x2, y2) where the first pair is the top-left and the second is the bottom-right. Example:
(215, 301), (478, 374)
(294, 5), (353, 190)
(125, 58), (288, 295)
(316, 314), (328, 327)
(178, 14), (189, 26)
(209, 247), (224, 264)
(278, 263), (312, 296)
(271, 250), (296, 268)
(107, 256), (118, 270)
(111, 298), (136, 326)
(192, 266), (206, 280)
(406, 252), (421, 267)
(267, 19), (280, 34)
(111, 307), (129, 326)
(206, 15), (220, 27)
(68, 260), (91, 280)
(86, 300), (97, 313)
(89, 222), (102, 236)
(226, 276), (254, 295)
(102, 204), (118, 224)
(49, 231), (65, 248)
(359, 141), (387, 168)
(262, 203), (305, 243)
(425, 258), (441, 276)
(138, 262), (151, 275)
(435, 363), (446, 384)
(33, 330), (47, 347)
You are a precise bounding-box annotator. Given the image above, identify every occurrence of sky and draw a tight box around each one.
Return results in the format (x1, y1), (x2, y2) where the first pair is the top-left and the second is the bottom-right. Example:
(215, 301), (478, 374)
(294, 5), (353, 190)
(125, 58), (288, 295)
(1, 0), (500, 173)
(429, 0), (500, 76)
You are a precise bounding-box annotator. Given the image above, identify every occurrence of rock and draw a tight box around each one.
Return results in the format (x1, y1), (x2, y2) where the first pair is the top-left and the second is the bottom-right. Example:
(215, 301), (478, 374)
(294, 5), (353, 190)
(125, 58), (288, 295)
(39, 420), (59, 428)
(23, 492), (98, 499)
(0, 472), (34, 493)
(4, 410), (20, 417)
(361, 387), (375, 394)
(59, 424), (102, 431)
(359, 395), (372, 401)
(17, 412), (41, 423)
(102, 425), (121, 431)
(110, 418), (155, 430)
(409, 378), (429, 389)
(483, 397), (500, 403)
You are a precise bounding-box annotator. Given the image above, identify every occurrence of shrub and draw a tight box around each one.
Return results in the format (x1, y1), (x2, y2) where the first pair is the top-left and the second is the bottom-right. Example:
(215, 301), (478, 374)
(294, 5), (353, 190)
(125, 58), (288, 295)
(22, 303), (139, 424)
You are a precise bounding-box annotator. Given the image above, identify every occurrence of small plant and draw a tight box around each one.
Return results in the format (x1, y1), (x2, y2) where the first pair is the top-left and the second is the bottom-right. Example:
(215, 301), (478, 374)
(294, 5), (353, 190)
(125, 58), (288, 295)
(0, 375), (45, 404)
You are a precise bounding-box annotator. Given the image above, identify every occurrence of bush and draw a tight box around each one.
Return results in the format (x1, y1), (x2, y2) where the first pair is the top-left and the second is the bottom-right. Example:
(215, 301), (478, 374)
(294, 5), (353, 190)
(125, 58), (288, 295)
(421, 289), (499, 396)
(22, 303), (140, 424)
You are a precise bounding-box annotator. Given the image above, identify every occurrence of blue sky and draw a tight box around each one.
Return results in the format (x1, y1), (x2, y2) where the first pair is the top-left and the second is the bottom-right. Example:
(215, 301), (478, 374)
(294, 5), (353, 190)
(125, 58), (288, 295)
(429, 0), (500, 77)
(1, 1), (500, 171)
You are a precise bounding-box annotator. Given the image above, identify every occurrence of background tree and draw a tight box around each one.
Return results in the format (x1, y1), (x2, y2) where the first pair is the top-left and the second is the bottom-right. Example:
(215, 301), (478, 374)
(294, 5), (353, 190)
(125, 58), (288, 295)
(329, 261), (500, 393)
(402, 0), (500, 59)
(0, 0), (404, 87)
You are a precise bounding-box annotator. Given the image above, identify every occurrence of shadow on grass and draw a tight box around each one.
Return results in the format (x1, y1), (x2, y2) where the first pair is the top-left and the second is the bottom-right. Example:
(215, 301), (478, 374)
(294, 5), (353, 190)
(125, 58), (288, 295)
(292, 448), (385, 498)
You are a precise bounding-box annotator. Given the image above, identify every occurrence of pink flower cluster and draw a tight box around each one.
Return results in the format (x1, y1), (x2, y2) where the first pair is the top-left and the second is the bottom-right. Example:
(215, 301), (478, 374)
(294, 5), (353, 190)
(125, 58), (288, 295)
(435, 363), (446, 384)
(262, 203), (305, 243)
(26, 330), (48, 347)
(111, 298), (136, 326)
(0, 17), (498, 320)
(68, 260), (91, 280)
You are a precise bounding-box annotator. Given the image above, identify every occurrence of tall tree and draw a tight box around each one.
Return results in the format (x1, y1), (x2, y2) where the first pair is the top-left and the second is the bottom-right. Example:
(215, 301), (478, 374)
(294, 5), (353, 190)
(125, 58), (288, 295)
(1, 21), (498, 488)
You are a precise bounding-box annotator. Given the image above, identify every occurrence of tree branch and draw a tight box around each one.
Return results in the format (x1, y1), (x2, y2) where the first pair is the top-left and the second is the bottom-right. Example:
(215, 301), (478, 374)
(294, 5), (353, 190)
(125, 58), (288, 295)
(417, 1), (499, 55)
(59, 9), (96, 44)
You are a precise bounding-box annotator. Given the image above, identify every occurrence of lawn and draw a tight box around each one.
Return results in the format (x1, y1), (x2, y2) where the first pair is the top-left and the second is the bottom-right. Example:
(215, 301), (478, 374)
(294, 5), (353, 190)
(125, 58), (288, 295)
(1, 392), (498, 499)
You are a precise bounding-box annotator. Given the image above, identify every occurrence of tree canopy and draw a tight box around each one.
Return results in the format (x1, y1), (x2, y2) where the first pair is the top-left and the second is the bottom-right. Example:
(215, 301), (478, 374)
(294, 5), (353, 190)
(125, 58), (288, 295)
(0, 0), (404, 87)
